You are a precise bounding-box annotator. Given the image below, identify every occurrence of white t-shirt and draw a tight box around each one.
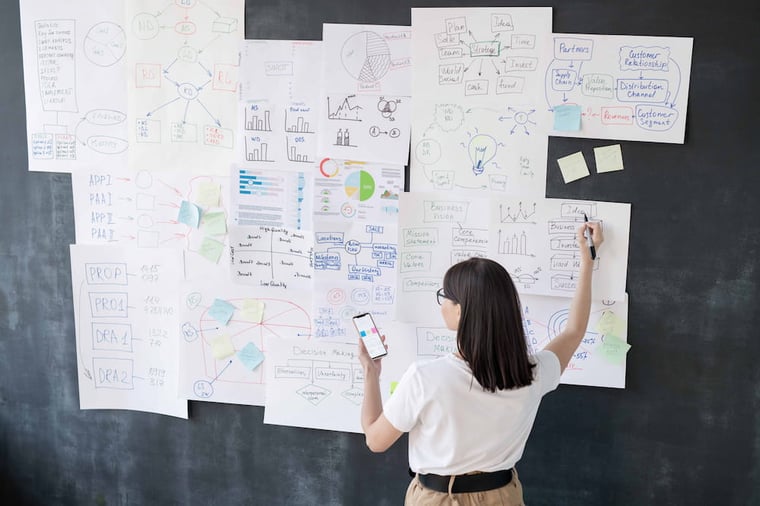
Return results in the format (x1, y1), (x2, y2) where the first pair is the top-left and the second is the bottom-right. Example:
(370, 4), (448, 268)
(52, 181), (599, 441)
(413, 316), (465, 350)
(383, 350), (561, 475)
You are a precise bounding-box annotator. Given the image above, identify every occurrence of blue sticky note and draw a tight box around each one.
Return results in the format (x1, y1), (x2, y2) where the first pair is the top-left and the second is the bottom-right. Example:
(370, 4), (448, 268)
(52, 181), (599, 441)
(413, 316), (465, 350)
(554, 104), (582, 131)
(178, 200), (201, 228)
(237, 342), (265, 371)
(208, 298), (235, 326)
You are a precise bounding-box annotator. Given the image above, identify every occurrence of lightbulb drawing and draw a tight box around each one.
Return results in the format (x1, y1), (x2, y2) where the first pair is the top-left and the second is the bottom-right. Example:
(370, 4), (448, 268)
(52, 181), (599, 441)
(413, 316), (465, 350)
(468, 134), (498, 175)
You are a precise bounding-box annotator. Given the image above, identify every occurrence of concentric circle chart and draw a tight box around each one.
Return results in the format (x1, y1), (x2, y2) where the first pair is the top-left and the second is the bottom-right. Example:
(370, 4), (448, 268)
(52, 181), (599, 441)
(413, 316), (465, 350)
(341, 31), (391, 82)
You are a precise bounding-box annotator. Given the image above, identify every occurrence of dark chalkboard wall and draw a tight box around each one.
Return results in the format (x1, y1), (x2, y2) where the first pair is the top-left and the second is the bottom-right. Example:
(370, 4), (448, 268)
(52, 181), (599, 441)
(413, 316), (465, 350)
(2, 0), (759, 504)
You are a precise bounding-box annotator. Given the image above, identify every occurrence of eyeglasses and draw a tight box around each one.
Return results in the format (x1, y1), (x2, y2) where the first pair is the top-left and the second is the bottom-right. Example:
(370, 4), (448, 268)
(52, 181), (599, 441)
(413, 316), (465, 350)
(436, 288), (453, 305)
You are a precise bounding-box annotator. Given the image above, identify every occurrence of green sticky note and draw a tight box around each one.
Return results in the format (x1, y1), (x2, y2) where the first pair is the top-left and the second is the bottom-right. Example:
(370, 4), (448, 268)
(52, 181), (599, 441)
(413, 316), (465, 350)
(202, 211), (227, 236)
(241, 299), (265, 323)
(211, 334), (235, 360)
(599, 335), (631, 365)
(199, 236), (224, 263)
(595, 311), (627, 337)
(557, 151), (590, 183)
(390, 381), (399, 395)
(593, 144), (624, 173)
(178, 200), (201, 228)
(197, 182), (221, 208)
(554, 104), (582, 131)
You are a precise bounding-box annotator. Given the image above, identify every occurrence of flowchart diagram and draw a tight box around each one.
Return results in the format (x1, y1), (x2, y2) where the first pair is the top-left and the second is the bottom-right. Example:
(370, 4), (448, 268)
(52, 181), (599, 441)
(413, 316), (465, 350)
(546, 34), (693, 143)
(411, 7), (552, 101)
(20, 0), (129, 172)
(70, 244), (187, 418)
(128, 0), (243, 171)
(410, 102), (548, 195)
(489, 198), (631, 300)
(71, 169), (231, 276)
(179, 285), (312, 406)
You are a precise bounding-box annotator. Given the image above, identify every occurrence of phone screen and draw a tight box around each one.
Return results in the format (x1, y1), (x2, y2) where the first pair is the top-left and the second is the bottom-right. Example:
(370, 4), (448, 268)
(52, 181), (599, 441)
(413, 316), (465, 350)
(352, 313), (387, 359)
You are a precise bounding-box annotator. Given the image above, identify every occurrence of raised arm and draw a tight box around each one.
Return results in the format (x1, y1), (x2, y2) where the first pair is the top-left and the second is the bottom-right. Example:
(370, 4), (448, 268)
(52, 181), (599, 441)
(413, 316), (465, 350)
(544, 222), (604, 372)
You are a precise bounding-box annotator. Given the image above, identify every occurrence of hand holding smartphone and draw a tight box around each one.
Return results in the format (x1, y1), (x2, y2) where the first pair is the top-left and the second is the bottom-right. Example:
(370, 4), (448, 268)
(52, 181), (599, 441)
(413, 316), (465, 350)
(352, 312), (387, 360)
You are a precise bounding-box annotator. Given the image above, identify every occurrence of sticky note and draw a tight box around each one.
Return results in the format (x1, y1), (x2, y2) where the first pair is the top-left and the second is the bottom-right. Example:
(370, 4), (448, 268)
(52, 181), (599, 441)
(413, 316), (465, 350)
(178, 200), (201, 228)
(553, 104), (582, 131)
(202, 211), (227, 235)
(211, 334), (235, 360)
(595, 310), (627, 337)
(237, 342), (265, 371)
(599, 335), (631, 365)
(594, 144), (624, 173)
(557, 152), (590, 183)
(197, 182), (221, 208)
(390, 381), (399, 395)
(199, 236), (224, 263)
(209, 298), (235, 326)
(241, 299), (265, 323)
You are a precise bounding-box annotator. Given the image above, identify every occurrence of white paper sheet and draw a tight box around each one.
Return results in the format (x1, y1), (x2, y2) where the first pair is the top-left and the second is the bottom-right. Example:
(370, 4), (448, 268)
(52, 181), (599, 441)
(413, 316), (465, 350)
(546, 34), (693, 143)
(239, 40), (322, 104)
(20, 0), (128, 172)
(409, 102), (548, 194)
(229, 225), (313, 290)
(71, 169), (231, 279)
(411, 8), (553, 104)
(489, 197), (631, 300)
(230, 164), (313, 230)
(396, 191), (491, 323)
(70, 244), (187, 418)
(178, 282), (312, 406)
(127, 0), (243, 172)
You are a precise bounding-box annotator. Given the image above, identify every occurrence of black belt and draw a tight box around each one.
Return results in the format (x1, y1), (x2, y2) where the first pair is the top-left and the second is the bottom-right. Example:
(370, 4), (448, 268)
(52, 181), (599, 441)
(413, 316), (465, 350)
(417, 469), (513, 494)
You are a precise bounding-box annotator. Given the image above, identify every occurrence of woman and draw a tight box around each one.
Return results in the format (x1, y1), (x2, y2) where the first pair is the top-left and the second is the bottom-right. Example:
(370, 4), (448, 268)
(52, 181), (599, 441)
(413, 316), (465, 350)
(359, 222), (604, 505)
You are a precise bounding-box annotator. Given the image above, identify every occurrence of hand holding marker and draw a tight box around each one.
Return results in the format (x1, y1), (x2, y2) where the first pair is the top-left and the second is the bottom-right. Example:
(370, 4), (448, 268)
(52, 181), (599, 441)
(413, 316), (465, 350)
(583, 213), (596, 260)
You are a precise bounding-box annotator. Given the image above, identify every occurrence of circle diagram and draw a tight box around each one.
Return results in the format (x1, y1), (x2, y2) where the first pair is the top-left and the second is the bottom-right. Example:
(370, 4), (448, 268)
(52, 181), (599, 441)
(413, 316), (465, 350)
(341, 31), (391, 83)
(84, 22), (126, 67)
(344, 170), (375, 201)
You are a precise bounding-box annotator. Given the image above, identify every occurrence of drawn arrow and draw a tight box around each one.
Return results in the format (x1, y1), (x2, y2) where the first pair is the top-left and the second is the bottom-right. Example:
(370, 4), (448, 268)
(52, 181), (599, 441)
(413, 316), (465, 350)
(209, 360), (234, 385)
(197, 99), (222, 127)
(146, 97), (181, 117)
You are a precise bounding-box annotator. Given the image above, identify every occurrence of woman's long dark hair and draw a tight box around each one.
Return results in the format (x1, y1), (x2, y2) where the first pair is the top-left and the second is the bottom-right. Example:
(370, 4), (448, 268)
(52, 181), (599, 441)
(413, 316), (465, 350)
(443, 257), (535, 392)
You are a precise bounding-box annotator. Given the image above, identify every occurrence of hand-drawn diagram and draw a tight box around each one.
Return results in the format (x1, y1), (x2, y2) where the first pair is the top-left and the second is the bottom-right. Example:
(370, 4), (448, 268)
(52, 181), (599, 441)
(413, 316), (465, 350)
(490, 198), (631, 300)
(522, 294), (629, 388)
(410, 102), (548, 195)
(71, 169), (231, 278)
(239, 40), (322, 104)
(179, 286), (312, 406)
(128, 0), (243, 171)
(229, 225), (313, 290)
(411, 8), (552, 101)
(240, 101), (318, 166)
(314, 159), (401, 223)
(323, 24), (412, 96)
(545, 34), (693, 143)
(318, 93), (411, 165)
(20, 0), (129, 172)
(70, 244), (187, 418)
(396, 192), (490, 324)
(230, 165), (313, 230)
(313, 221), (398, 339)
(263, 339), (368, 433)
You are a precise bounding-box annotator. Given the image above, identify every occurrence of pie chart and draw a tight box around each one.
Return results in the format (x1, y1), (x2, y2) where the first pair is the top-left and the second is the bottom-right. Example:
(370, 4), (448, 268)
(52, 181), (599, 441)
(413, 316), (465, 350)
(341, 31), (391, 83)
(344, 170), (375, 201)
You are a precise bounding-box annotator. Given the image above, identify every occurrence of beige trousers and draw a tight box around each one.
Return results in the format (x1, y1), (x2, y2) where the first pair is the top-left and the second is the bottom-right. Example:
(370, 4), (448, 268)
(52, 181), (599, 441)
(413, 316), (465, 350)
(404, 469), (525, 506)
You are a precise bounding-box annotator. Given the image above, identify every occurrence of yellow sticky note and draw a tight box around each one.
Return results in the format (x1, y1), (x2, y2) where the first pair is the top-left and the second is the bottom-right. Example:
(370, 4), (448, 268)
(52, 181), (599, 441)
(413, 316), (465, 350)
(199, 236), (225, 263)
(594, 144), (624, 173)
(599, 335), (631, 365)
(211, 334), (235, 360)
(557, 152), (590, 183)
(390, 381), (399, 395)
(197, 182), (221, 208)
(595, 310), (627, 337)
(202, 211), (227, 236)
(241, 299), (265, 323)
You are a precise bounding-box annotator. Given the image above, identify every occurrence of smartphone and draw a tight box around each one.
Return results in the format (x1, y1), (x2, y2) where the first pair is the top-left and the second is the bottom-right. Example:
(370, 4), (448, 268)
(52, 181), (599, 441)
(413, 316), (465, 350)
(352, 312), (387, 359)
